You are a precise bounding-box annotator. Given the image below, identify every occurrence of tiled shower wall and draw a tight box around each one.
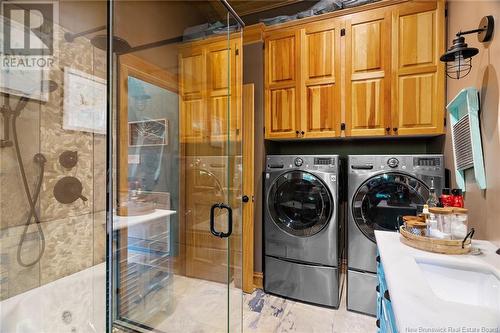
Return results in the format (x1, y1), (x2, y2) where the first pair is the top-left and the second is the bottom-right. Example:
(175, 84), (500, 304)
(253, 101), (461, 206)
(0, 18), (106, 300)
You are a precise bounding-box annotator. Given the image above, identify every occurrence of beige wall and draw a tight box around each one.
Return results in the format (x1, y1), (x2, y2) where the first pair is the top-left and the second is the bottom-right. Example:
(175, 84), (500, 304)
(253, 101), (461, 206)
(445, 0), (500, 246)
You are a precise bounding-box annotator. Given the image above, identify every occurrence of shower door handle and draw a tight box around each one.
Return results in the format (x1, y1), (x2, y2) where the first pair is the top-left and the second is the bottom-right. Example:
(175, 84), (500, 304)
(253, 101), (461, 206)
(210, 203), (233, 238)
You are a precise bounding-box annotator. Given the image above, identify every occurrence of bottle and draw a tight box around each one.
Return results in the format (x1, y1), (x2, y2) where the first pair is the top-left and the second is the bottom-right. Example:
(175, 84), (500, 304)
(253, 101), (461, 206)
(426, 178), (439, 207)
(422, 204), (430, 221)
(440, 188), (452, 207)
(451, 188), (464, 208)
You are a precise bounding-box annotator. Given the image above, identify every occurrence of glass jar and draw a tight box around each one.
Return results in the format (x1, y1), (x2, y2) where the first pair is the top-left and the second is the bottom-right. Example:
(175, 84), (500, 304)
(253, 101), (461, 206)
(451, 207), (468, 240)
(403, 216), (427, 236)
(428, 207), (453, 239)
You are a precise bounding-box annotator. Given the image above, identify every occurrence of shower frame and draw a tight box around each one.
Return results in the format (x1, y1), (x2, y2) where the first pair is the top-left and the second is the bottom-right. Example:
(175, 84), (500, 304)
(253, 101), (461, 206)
(105, 1), (245, 332)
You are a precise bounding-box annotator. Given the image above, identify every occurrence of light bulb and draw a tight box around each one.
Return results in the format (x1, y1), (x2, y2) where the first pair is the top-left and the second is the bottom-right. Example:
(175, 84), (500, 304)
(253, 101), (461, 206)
(454, 53), (465, 67)
(453, 53), (465, 79)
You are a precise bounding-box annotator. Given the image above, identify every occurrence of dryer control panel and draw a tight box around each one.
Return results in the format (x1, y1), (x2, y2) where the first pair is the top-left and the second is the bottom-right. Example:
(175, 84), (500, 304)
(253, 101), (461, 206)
(350, 155), (442, 171)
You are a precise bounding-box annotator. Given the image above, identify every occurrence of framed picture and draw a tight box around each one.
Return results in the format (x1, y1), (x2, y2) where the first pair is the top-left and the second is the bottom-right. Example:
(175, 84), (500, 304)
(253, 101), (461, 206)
(128, 119), (168, 147)
(63, 67), (106, 134)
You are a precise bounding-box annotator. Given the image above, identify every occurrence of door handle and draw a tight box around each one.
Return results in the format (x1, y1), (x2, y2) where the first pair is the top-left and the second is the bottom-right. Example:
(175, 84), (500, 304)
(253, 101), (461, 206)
(210, 203), (233, 238)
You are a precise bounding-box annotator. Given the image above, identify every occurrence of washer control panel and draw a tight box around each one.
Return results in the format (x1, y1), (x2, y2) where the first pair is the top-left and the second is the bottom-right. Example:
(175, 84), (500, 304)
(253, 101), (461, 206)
(266, 155), (338, 172)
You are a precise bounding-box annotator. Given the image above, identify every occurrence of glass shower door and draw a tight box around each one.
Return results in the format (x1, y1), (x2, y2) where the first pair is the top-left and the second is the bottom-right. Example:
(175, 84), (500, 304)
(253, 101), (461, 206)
(108, 1), (243, 332)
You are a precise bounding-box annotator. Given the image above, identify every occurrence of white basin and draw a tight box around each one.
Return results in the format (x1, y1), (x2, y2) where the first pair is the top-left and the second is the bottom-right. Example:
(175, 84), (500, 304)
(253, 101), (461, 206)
(416, 258), (500, 314)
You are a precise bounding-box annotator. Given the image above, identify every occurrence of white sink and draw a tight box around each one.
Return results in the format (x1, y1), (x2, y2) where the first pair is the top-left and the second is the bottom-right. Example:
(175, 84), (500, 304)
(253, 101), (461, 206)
(416, 258), (500, 314)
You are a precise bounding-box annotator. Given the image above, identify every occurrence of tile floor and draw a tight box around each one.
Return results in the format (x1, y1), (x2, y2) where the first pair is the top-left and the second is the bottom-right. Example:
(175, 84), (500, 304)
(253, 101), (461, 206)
(242, 277), (375, 333)
(146, 273), (376, 333)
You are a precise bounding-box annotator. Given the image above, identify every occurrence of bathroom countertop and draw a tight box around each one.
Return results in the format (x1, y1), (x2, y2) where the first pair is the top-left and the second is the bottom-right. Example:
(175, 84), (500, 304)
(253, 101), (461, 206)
(375, 231), (500, 332)
(113, 209), (176, 230)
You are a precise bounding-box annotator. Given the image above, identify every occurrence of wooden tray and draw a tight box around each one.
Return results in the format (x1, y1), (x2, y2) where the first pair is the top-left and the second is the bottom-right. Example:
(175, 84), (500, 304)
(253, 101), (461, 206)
(399, 226), (471, 255)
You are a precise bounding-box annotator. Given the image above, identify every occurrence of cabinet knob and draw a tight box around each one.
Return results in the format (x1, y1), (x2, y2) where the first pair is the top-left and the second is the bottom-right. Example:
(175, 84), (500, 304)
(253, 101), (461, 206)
(384, 290), (391, 301)
(301, 131), (305, 135)
(295, 130), (299, 135)
(393, 127), (398, 132)
(385, 127), (390, 132)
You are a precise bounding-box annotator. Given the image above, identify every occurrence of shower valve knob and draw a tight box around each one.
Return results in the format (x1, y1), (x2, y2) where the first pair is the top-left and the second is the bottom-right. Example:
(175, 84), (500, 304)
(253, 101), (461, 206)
(54, 176), (87, 204)
(59, 151), (78, 169)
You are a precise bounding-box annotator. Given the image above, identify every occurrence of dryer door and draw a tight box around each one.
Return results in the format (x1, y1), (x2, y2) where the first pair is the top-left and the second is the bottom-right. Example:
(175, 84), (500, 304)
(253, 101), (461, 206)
(352, 172), (429, 242)
(268, 170), (333, 237)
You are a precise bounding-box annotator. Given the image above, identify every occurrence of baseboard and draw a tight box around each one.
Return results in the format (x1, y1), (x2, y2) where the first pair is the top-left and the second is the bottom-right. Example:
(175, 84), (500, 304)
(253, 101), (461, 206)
(253, 271), (263, 289)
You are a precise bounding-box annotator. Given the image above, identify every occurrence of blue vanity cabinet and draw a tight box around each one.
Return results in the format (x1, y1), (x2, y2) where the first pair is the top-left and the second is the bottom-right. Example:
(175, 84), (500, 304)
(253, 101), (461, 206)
(376, 253), (398, 333)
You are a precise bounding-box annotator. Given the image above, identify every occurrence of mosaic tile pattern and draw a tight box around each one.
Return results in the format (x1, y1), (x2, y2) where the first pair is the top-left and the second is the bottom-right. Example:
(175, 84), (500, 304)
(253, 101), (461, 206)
(40, 214), (94, 285)
(0, 225), (41, 298)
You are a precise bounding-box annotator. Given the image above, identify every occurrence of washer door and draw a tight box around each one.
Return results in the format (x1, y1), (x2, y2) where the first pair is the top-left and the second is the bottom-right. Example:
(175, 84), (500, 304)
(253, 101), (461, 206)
(268, 170), (333, 237)
(352, 172), (429, 242)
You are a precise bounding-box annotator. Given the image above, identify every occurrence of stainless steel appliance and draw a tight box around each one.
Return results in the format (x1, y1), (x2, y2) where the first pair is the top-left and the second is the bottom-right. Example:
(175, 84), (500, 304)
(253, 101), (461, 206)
(264, 155), (341, 308)
(347, 155), (444, 315)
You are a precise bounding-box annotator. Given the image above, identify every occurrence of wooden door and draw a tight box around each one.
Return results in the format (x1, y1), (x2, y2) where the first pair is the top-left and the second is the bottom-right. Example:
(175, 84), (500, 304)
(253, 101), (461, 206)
(179, 47), (206, 143)
(265, 30), (300, 139)
(300, 20), (341, 138)
(391, 1), (445, 136)
(185, 155), (229, 282)
(345, 10), (391, 137)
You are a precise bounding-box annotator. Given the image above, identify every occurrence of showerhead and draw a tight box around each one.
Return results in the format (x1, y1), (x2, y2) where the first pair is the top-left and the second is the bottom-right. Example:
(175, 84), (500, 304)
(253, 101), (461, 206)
(90, 34), (132, 54)
(0, 80), (58, 99)
(41, 80), (59, 93)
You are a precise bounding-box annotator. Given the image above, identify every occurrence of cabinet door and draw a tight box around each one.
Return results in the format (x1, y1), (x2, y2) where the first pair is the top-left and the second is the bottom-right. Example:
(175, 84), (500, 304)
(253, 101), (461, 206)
(265, 30), (300, 139)
(206, 39), (242, 143)
(345, 11), (391, 137)
(392, 1), (445, 135)
(179, 48), (206, 142)
(301, 20), (341, 138)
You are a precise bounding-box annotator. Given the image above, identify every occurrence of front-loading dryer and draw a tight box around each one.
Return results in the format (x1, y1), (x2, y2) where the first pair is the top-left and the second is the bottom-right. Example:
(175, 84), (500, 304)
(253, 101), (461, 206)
(264, 155), (341, 308)
(346, 155), (444, 316)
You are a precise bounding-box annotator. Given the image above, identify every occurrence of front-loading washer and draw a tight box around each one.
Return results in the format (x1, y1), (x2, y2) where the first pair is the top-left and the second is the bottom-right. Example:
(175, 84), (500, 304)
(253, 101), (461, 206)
(264, 155), (341, 308)
(346, 155), (444, 316)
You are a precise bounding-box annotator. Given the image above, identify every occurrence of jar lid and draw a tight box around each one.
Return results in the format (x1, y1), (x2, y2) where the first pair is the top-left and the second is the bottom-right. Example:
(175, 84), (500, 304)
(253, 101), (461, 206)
(429, 207), (454, 215)
(405, 219), (427, 227)
(453, 207), (468, 214)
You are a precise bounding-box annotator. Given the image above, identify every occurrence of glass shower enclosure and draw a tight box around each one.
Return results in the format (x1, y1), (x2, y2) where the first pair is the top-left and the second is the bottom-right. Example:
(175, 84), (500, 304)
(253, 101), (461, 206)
(107, 1), (244, 332)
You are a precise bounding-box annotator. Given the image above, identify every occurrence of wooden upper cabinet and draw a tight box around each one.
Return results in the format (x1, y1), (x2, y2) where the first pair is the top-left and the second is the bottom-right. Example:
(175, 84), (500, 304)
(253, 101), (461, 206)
(268, 33), (296, 85)
(263, 0), (445, 140)
(265, 30), (300, 139)
(301, 20), (341, 138)
(179, 48), (206, 142)
(179, 37), (242, 144)
(345, 10), (391, 137)
(180, 52), (204, 97)
(392, 1), (445, 135)
(268, 87), (297, 137)
(207, 40), (232, 143)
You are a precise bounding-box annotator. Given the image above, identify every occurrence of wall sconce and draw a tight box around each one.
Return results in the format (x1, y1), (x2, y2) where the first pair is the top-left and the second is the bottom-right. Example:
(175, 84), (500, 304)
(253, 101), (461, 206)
(440, 15), (494, 79)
